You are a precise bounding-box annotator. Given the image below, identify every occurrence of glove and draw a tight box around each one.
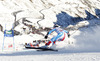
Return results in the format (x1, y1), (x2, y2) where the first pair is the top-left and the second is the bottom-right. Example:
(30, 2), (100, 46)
(44, 35), (48, 39)
(68, 34), (70, 37)
(67, 32), (70, 37)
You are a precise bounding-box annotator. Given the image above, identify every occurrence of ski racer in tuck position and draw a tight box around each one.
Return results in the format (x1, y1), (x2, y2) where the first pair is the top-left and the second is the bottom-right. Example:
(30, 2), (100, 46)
(44, 24), (70, 48)
(25, 24), (70, 50)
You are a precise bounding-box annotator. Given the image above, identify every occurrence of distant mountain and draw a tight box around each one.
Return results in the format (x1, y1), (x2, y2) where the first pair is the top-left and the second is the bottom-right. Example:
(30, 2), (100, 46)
(0, 0), (100, 28)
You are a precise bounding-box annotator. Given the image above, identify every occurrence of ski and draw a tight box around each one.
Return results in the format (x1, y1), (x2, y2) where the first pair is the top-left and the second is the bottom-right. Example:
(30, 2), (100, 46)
(37, 49), (58, 51)
(25, 47), (58, 51)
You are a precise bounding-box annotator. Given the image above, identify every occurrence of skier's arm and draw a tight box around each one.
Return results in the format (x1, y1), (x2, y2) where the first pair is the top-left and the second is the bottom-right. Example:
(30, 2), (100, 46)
(45, 28), (56, 39)
(47, 28), (56, 35)
(63, 30), (68, 33)
(63, 30), (70, 37)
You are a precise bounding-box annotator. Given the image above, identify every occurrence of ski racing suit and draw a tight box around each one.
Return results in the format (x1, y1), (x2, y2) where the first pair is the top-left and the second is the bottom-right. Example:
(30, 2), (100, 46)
(45, 27), (69, 46)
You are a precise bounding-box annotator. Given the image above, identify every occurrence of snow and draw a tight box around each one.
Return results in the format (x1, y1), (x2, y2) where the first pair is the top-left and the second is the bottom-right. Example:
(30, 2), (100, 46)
(0, 0), (100, 61)
(0, 20), (100, 61)
(1, 52), (100, 61)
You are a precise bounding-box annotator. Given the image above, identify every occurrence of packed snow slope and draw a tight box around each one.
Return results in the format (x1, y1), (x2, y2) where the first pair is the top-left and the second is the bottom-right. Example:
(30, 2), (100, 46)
(0, 0), (100, 61)
(0, 0), (100, 52)
(0, 20), (100, 61)
(0, 19), (100, 53)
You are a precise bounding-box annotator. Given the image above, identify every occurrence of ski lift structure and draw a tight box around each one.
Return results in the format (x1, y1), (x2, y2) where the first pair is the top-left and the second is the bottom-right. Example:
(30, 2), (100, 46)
(2, 24), (15, 51)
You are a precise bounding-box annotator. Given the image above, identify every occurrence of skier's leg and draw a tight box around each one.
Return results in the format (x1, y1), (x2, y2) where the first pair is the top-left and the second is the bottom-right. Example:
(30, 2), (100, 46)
(45, 32), (63, 47)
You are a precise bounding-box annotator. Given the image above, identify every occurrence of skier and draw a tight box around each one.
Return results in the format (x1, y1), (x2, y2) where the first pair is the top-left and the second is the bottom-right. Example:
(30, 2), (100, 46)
(44, 24), (70, 48)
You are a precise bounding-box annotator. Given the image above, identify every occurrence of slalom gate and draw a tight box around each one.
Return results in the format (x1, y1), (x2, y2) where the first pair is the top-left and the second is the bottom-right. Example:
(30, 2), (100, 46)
(2, 24), (15, 51)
